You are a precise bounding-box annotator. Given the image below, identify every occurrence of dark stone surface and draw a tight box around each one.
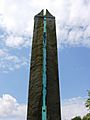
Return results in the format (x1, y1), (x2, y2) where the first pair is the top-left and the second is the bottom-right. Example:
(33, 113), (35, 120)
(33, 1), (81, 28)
(46, 10), (61, 120)
(27, 10), (43, 120)
(27, 10), (61, 120)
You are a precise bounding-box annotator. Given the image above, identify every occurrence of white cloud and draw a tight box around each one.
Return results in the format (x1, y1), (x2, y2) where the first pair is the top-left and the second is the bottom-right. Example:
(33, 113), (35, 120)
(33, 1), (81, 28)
(0, 0), (90, 71)
(0, 49), (7, 56)
(0, 94), (88, 120)
(0, 49), (29, 73)
(0, 0), (90, 48)
(61, 97), (88, 120)
(5, 34), (31, 48)
(6, 35), (25, 48)
(0, 94), (26, 120)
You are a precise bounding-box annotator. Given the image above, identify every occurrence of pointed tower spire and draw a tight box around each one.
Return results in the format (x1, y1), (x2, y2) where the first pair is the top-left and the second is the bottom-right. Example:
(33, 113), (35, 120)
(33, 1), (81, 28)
(34, 9), (44, 19)
(46, 9), (55, 19)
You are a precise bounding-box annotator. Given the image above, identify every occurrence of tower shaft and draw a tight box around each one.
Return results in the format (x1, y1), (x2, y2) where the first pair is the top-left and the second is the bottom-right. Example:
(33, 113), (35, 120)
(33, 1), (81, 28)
(27, 10), (61, 120)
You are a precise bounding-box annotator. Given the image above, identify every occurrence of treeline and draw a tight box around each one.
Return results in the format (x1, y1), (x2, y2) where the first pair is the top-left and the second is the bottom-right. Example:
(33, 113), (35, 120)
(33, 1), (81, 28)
(71, 91), (90, 120)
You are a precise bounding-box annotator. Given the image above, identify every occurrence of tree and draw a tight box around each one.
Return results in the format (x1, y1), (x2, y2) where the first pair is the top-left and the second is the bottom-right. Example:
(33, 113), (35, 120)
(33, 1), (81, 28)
(82, 90), (90, 120)
(83, 113), (90, 120)
(85, 90), (90, 110)
(71, 116), (82, 120)
(71, 91), (90, 120)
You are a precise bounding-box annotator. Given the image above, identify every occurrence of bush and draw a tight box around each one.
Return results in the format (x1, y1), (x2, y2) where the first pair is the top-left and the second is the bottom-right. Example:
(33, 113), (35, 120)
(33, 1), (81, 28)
(83, 113), (90, 120)
(71, 116), (82, 120)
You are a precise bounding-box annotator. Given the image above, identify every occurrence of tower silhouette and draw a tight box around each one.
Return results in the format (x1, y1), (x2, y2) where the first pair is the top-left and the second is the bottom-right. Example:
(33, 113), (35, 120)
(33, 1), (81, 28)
(27, 9), (61, 120)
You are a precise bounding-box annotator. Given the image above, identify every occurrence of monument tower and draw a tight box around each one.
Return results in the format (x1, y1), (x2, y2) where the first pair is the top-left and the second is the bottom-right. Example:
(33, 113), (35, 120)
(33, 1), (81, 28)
(27, 9), (61, 120)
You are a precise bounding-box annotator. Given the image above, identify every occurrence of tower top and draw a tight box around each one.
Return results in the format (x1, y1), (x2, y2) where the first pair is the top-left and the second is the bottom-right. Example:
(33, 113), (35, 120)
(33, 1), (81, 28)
(34, 9), (55, 19)
(46, 9), (55, 18)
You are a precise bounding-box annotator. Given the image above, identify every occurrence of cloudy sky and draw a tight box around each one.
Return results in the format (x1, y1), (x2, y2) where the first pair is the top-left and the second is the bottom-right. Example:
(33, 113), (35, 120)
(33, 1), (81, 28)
(0, 0), (90, 120)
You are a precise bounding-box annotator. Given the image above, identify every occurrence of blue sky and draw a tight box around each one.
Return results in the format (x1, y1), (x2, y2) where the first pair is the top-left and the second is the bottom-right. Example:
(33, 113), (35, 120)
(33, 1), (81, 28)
(0, 0), (90, 120)
(59, 47), (90, 99)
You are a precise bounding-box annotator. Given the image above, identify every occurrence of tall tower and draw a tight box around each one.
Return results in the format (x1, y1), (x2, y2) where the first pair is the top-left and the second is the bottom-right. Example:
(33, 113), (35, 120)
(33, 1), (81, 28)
(27, 10), (61, 120)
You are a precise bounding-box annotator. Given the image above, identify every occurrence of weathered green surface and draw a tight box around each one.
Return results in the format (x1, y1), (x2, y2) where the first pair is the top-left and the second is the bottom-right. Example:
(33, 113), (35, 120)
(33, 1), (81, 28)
(27, 9), (61, 120)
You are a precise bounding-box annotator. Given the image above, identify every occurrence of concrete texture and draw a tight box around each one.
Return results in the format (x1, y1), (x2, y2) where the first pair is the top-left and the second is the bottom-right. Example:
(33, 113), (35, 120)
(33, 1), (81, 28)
(27, 10), (61, 120)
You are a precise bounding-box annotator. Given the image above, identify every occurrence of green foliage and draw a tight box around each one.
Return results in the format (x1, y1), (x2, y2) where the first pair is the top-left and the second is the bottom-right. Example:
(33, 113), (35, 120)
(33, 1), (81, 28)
(85, 90), (90, 110)
(71, 91), (90, 120)
(71, 116), (82, 120)
(83, 113), (90, 120)
(71, 114), (90, 120)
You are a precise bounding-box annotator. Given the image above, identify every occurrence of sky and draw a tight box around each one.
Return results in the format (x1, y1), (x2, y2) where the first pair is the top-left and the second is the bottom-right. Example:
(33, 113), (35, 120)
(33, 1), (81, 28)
(0, 0), (90, 120)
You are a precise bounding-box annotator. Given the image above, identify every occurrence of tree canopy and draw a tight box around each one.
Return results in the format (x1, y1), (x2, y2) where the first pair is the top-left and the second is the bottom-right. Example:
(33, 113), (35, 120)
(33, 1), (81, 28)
(71, 91), (90, 120)
(71, 116), (81, 120)
(85, 90), (90, 110)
